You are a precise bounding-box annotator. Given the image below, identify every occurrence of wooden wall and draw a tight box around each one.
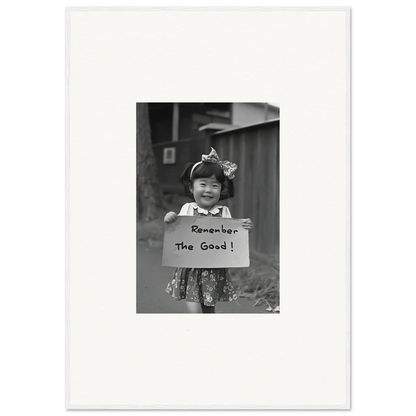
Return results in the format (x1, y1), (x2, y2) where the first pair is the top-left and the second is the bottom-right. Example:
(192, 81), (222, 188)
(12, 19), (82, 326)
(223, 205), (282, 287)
(211, 120), (279, 256)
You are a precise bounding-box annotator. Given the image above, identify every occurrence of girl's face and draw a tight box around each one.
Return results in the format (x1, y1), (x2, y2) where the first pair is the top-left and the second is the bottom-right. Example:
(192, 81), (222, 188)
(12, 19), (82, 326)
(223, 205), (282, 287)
(190, 175), (222, 210)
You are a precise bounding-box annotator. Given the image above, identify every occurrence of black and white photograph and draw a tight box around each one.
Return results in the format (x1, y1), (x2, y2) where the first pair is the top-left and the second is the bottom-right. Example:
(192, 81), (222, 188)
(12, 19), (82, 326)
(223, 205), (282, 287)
(61, 7), (354, 409)
(136, 103), (280, 314)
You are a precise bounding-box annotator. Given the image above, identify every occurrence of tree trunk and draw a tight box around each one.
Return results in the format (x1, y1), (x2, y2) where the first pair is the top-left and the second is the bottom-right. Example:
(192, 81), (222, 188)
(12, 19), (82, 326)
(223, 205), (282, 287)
(137, 103), (166, 221)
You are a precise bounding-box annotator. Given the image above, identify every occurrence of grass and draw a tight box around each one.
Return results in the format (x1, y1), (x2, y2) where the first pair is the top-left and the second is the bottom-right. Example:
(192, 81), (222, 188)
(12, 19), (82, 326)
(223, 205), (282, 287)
(229, 250), (280, 313)
(137, 194), (280, 312)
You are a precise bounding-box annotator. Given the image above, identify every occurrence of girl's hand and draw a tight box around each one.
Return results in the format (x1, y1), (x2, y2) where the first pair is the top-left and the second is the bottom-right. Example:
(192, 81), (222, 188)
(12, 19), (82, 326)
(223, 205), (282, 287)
(164, 211), (178, 223)
(242, 218), (253, 233)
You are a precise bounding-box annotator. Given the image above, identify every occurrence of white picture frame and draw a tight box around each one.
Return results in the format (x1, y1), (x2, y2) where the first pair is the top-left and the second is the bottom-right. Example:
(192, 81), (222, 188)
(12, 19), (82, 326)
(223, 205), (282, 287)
(66, 7), (350, 409)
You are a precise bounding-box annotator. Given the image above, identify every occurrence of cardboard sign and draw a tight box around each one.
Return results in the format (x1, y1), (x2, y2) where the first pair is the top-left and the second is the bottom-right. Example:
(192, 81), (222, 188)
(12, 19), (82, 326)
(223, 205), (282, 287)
(162, 216), (249, 268)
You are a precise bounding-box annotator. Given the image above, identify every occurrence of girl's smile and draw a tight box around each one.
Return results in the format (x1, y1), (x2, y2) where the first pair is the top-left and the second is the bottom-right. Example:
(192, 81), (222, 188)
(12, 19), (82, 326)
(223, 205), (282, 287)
(191, 175), (221, 210)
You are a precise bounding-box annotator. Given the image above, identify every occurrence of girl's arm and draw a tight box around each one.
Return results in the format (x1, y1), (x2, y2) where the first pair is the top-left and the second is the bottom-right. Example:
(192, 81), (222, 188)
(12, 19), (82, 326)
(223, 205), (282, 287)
(164, 203), (192, 223)
(164, 211), (177, 223)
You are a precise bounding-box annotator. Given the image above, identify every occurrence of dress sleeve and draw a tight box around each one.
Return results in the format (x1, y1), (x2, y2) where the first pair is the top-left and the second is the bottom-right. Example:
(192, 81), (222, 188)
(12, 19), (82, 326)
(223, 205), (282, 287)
(221, 206), (232, 218)
(178, 203), (193, 216)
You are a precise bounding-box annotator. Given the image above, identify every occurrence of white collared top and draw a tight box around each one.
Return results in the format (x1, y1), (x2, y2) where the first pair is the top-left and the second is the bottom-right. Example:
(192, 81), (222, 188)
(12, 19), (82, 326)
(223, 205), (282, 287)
(178, 202), (232, 218)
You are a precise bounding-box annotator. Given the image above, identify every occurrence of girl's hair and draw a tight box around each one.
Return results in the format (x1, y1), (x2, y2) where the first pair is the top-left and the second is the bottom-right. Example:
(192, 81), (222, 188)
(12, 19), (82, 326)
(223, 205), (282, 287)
(180, 161), (234, 201)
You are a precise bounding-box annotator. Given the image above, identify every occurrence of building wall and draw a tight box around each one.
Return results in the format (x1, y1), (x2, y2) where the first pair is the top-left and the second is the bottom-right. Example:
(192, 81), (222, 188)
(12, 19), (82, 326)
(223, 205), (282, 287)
(231, 103), (279, 126)
(148, 103), (232, 144)
(146, 103), (280, 206)
(152, 137), (211, 194)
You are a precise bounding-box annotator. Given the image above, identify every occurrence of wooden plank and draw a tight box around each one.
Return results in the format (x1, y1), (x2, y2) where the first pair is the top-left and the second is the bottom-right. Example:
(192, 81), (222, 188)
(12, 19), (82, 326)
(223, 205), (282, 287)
(254, 128), (261, 251)
(276, 124), (280, 260)
(258, 130), (267, 253)
(231, 133), (242, 217)
(238, 132), (246, 222)
(243, 128), (253, 252)
(209, 120), (280, 255)
(266, 126), (278, 255)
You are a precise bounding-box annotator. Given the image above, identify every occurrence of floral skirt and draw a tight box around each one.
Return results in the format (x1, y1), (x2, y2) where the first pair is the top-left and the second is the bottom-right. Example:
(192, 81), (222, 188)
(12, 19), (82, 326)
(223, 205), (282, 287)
(165, 267), (237, 306)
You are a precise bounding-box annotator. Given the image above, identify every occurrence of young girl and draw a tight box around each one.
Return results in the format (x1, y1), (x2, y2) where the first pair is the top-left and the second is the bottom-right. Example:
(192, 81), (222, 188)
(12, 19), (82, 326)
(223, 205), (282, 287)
(164, 147), (253, 313)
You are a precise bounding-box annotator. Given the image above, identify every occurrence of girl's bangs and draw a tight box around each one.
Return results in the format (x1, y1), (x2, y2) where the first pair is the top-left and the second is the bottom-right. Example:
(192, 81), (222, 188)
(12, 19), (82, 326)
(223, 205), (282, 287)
(192, 162), (225, 182)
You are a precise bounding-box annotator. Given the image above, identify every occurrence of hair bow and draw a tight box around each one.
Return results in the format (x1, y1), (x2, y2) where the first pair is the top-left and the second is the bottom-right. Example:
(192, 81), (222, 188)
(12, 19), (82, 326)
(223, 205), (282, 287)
(200, 147), (237, 180)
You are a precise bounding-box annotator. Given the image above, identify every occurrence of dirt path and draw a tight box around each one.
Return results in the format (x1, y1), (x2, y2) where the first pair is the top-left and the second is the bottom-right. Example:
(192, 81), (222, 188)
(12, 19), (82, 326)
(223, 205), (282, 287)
(136, 241), (262, 313)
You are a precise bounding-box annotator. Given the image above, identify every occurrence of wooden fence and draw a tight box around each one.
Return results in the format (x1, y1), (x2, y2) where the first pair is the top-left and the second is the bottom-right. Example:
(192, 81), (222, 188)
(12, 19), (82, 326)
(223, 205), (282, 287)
(211, 119), (279, 257)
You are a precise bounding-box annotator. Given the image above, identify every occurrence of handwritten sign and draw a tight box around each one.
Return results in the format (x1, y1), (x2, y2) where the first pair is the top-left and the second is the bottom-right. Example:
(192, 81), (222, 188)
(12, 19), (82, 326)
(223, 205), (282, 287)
(162, 216), (249, 268)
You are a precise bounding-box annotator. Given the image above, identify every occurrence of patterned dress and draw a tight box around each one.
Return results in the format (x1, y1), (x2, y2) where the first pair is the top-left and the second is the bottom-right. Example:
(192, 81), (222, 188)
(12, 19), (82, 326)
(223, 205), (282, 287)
(165, 202), (238, 306)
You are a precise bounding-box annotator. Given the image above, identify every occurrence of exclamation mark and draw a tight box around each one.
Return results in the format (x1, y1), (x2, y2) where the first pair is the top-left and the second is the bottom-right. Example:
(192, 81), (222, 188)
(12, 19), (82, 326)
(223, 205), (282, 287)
(231, 242), (234, 252)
